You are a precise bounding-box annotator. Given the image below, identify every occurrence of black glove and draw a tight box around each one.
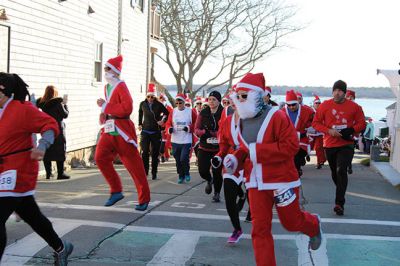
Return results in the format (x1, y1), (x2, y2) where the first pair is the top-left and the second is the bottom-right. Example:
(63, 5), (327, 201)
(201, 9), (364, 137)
(211, 156), (222, 168)
(183, 126), (189, 132)
(340, 127), (355, 141)
(203, 130), (212, 139)
(168, 127), (174, 134)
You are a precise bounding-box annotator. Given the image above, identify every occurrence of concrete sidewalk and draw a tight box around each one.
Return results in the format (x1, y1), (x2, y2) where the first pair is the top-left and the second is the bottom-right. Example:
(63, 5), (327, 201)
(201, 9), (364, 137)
(371, 160), (400, 189)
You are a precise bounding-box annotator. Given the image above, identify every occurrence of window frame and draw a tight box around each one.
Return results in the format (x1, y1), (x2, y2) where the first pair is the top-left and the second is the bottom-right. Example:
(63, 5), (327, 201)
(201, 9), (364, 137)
(130, 0), (144, 12)
(0, 24), (11, 73)
(93, 42), (103, 83)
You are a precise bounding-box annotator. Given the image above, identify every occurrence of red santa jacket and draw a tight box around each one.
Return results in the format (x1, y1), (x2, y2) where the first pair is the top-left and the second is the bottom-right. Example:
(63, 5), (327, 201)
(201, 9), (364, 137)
(101, 81), (139, 147)
(216, 113), (244, 185)
(312, 98), (366, 148)
(0, 100), (59, 196)
(162, 104), (174, 142)
(234, 107), (300, 190)
(285, 104), (314, 153)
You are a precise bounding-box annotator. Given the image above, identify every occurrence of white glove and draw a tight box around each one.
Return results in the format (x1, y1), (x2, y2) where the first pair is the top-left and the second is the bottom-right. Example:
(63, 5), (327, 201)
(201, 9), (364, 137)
(223, 154), (238, 174)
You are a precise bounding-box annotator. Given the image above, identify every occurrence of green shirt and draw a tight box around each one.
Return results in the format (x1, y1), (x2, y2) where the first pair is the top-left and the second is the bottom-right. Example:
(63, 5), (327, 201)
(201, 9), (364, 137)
(106, 84), (119, 136)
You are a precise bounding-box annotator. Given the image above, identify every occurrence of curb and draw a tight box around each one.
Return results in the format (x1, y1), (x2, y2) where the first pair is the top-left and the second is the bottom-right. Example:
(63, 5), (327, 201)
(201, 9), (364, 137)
(370, 160), (400, 189)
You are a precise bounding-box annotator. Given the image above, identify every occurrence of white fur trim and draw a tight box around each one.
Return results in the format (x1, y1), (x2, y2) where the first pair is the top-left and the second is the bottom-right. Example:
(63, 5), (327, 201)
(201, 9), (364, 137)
(211, 156), (222, 168)
(175, 96), (185, 101)
(115, 125), (138, 148)
(0, 190), (35, 197)
(286, 100), (298, 104)
(249, 143), (257, 164)
(223, 173), (244, 185)
(101, 102), (107, 113)
(105, 62), (121, 75)
(236, 82), (264, 93)
(246, 180), (301, 190)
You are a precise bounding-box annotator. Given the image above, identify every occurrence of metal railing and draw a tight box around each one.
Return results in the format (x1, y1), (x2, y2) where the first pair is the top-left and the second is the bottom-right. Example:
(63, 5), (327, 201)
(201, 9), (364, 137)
(150, 9), (161, 40)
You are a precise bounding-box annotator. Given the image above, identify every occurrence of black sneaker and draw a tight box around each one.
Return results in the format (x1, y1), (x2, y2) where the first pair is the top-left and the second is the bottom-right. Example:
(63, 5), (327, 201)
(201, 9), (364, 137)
(306, 155), (311, 162)
(212, 193), (220, 203)
(316, 163), (322, 169)
(348, 167), (353, 174)
(333, 205), (344, 216)
(161, 156), (166, 163)
(54, 240), (73, 266)
(244, 212), (252, 223)
(205, 181), (212, 194)
(152, 174), (157, 180)
(57, 174), (70, 180)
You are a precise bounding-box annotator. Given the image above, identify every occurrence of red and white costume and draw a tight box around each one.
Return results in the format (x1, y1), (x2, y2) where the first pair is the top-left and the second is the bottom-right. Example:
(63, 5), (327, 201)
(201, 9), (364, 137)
(308, 95), (325, 165)
(226, 73), (319, 266)
(285, 90), (314, 154)
(0, 100), (59, 197)
(95, 55), (150, 205)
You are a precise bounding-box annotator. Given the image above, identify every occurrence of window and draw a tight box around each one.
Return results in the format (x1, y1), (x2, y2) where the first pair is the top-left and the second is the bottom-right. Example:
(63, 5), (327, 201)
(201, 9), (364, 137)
(0, 25), (10, 73)
(131, 0), (144, 12)
(94, 42), (103, 82)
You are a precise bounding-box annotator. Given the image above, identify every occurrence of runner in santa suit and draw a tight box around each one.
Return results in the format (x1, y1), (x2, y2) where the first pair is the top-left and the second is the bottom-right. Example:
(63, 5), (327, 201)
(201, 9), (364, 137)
(307, 95), (326, 169)
(0, 73), (73, 265)
(284, 90), (315, 177)
(224, 73), (322, 266)
(159, 94), (173, 163)
(95, 55), (150, 211)
(263, 86), (278, 106)
(212, 106), (247, 244)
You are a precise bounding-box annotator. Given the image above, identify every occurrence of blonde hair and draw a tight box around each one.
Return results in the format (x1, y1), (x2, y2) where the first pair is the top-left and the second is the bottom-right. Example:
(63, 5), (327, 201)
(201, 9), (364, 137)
(40, 85), (58, 104)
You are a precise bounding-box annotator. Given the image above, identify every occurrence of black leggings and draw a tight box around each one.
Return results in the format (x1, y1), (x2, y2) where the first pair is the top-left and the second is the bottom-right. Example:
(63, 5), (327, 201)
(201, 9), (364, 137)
(197, 149), (223, 194)
(223, 179), (244, 231)
(0, 196), (63, 260)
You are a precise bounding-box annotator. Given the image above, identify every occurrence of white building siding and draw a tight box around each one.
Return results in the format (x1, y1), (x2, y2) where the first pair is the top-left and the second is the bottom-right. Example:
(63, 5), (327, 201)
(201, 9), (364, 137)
(0, 0), (149, 152)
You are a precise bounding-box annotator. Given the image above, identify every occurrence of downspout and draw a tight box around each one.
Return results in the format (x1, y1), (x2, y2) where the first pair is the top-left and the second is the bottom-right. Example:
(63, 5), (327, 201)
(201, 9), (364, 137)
(117, 0), (123, 54)
(146, 0), (152, 93)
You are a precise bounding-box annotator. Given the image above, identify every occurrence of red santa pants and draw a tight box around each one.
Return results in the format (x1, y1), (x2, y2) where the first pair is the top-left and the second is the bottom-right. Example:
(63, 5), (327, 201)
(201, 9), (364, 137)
(314, 136), (326, 164)
(95, 133), (150, 204)
(248, 187), (319, 266)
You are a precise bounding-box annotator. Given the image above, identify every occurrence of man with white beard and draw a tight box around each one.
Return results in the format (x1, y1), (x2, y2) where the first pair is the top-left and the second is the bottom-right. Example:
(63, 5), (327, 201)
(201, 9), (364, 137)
(223, 73), (322, 266)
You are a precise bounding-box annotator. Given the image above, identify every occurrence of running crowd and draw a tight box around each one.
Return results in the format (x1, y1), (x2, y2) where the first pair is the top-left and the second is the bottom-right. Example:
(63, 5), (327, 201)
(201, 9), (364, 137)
(0, 55), (366, 266)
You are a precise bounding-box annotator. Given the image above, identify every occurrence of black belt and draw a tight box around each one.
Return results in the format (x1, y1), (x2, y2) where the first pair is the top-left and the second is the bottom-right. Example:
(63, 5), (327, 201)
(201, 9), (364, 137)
(0, 147), (32, 164)
(106, 115), (130, 120)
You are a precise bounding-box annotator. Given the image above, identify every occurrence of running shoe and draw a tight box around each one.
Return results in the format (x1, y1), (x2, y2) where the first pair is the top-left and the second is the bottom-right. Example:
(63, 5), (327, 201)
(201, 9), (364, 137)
(185, 175), (191, 182)
(104, 192), (124, 207)
(54, 240), (73, 266)
(227, 229), (243, 244)
(135, 202), (149, 211)
(212, 192), (220, 203)
(333, 205), (344, 216)
(309, 214), (323, 250)
(178, 176), (184, 184)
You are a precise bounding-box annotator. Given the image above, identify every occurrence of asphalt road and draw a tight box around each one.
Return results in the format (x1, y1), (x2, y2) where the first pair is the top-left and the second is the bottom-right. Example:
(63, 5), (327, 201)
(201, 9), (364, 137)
(3, 152), (400, 266)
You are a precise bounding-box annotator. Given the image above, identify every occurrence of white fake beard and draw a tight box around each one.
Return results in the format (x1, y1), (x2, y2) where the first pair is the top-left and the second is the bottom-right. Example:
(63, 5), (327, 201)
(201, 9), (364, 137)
(231, 90), (262, 119)
(104, 72), (118, 84)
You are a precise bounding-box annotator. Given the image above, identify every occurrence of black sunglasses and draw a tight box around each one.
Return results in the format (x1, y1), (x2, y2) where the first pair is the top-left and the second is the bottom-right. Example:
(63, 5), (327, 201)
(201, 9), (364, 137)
(287, 103), (297, 107)
(175, 101), (184, 104)
(104, 66), (111, 71)
(236, 94), (248, 100)
(147, 95), (154, 99)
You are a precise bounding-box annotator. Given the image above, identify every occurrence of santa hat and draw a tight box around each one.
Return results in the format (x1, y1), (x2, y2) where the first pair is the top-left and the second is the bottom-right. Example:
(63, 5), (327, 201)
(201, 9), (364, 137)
(296, 91), (303, 98)
(175, 93), (186, 102)
(222, 95), (230, 102)
(194, 96), (202, 104)
(105, 55), (123, 74)
(147, 83), (156, 96)
(202, 97), (209, 106)
(264, 86), (272, 96)
(313, 95), (321, 104)
(286, 90), (298, 104)
(159, 93), (166, 100)
(346, 90), (356, 99)
(185, 97), (192, 107)
(235, 73), (265, 93)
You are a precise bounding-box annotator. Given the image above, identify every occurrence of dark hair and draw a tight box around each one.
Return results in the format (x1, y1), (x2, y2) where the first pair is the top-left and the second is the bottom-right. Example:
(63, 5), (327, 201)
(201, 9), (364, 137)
(0, 72), (30, 102)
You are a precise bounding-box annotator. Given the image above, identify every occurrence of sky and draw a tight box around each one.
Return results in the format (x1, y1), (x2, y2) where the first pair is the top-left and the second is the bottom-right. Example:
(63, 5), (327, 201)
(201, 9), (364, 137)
(154, 0), (400, 88)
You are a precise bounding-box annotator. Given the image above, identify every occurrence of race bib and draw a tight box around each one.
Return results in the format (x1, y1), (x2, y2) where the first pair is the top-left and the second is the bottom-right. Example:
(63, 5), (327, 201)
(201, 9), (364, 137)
(0, 170), (17, 190)
(332, 124), (347, 131)
(104, 119), (116, 133)
(206, 137), (219, 144)
(176, 125), (185, 131)
(273, 188), (296, 207)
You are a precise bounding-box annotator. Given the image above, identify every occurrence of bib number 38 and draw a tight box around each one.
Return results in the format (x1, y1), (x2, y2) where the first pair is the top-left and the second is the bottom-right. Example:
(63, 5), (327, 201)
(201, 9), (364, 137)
(0, 170), (17, 190)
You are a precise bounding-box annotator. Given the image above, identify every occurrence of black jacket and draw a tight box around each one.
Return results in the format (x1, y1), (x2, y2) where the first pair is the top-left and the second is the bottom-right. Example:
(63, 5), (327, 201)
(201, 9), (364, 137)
(36, 97), (69, 161)
(138, 99), (169, 132)
(197, 105), (223, 150)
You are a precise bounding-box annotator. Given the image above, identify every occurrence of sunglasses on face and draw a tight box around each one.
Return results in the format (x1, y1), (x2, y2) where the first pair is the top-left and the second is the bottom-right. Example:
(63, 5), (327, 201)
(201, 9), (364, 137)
(175, 101), (184, 105)
(236, 94), (248, 100)
(104, 66), (111, 71)
(287, 103), (297, 107)
(147, 95), (154, 99)
(196, 102), (202, 105)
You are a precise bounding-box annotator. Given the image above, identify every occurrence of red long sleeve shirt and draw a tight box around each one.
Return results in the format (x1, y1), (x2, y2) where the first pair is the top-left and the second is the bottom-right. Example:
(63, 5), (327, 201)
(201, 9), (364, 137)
(312, 99), (366, 148)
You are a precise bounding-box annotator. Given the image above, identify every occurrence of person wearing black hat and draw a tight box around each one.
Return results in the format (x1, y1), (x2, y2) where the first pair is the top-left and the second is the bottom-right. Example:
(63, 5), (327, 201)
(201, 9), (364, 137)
(0, 72), (73, 265)
(194, 91), (224, 202)
(312, 80), (366, 216)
